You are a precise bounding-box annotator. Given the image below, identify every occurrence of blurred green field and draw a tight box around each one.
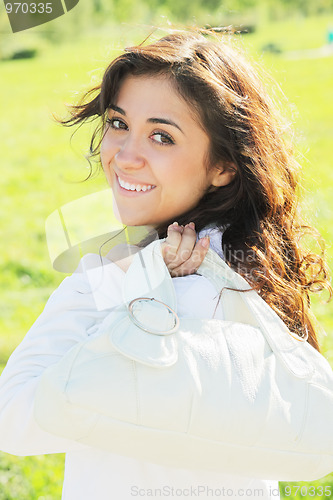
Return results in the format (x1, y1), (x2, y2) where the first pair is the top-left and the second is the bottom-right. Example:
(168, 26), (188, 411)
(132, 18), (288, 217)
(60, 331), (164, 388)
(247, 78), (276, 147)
(1, 14), (333, 499)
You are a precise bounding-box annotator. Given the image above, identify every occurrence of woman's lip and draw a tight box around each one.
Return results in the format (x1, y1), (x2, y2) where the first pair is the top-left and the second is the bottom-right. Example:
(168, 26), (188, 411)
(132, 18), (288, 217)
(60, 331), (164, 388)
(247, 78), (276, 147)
(115, 174), (156, 196)
(116, 173), (156, 188)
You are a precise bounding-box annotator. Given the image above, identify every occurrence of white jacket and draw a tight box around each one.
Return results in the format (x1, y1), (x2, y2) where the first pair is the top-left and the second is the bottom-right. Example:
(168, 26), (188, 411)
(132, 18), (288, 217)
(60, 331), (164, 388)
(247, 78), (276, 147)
(0, 229), (279, 499)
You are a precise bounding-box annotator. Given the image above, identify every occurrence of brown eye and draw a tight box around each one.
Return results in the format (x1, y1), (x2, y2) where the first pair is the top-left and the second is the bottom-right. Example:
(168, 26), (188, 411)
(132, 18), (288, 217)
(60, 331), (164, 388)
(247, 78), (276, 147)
(106, 118), (128, 130)
(151, 132), (174, 145)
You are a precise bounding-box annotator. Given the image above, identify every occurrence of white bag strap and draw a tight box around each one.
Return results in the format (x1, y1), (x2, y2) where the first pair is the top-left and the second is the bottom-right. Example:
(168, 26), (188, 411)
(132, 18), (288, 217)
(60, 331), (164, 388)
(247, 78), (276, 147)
(123, 239), (314, 378)
(123, 239), (177, 310)
(198, 249), (314, 379)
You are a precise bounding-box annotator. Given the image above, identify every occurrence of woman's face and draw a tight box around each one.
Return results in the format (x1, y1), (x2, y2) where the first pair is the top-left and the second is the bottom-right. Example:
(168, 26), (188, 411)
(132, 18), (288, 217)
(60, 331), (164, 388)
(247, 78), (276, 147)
(100, 74), (230, 226)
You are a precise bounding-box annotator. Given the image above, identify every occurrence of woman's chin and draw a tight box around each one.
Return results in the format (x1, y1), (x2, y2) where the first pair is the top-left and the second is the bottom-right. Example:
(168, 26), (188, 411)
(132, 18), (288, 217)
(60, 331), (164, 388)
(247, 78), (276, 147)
(114, 212), (152, 227)
(111, 202), (165, 228)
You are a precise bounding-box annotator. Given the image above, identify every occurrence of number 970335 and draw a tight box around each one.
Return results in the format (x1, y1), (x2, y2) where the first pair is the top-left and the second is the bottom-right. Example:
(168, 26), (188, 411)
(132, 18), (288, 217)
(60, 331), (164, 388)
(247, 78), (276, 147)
(284, 485), (332, 497)
(5, 2), (52, 14)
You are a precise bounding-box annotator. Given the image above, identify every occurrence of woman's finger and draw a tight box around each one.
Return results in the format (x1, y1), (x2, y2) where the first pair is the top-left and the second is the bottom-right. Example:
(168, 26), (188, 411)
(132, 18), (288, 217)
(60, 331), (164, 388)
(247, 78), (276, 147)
(161, 222), (184, 264)
(169, 236), (210, 277)
(165, 222), (197, 270)
(174, 222), (197, 264)
(162, 222), (210, 276)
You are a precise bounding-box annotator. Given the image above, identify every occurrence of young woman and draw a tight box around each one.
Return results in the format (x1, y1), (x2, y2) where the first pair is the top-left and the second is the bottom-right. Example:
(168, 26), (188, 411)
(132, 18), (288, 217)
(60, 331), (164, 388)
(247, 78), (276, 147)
(0, 29), (331, 499)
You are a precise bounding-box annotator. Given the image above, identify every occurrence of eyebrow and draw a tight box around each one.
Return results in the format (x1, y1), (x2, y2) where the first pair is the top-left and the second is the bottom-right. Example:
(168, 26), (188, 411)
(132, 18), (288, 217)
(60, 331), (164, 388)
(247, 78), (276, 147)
(109, 104), (184, 135)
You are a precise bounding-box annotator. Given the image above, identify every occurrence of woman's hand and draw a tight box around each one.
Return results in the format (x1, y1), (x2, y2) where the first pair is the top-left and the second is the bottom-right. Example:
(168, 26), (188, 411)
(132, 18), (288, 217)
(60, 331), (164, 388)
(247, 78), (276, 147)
(107, 223), (210, 277)
(161, 222), (210, 277)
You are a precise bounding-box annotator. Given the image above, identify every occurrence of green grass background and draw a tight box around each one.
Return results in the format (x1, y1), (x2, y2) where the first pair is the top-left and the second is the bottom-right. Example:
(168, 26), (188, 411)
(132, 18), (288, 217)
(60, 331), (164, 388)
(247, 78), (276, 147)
(1, 14), (333, 499)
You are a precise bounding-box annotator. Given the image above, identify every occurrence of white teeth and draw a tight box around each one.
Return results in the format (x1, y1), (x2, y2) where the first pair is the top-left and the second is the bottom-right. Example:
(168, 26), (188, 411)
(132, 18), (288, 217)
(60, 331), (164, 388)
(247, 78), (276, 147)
(117, 175), (155, 192)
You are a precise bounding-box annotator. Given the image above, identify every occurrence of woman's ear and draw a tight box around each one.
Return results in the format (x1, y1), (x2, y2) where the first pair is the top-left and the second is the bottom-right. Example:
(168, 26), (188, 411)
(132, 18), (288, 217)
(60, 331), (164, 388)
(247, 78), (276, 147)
(210, 162), (237, 188)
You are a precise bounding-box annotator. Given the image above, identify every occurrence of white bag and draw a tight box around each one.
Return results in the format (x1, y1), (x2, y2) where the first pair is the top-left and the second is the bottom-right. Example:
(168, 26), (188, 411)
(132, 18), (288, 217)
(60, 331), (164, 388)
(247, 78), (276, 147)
(34, 239), (333, 480)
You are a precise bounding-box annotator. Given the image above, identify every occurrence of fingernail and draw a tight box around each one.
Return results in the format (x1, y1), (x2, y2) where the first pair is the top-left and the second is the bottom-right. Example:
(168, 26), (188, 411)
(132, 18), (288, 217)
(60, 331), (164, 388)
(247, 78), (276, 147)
(200, 237), (210, 248)
(168, 223), (183, 233)
(188, 222), (195, 229)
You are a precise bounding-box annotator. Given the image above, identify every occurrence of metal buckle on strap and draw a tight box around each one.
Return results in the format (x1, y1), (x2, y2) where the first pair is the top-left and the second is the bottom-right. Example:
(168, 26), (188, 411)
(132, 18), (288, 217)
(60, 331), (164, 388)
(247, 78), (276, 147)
(128, 297), (179, 336)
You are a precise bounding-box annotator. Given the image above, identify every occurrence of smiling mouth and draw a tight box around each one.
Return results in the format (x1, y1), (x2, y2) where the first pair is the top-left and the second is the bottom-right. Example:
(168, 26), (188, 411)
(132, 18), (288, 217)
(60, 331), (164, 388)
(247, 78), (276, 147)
(116, 174), (156, 192)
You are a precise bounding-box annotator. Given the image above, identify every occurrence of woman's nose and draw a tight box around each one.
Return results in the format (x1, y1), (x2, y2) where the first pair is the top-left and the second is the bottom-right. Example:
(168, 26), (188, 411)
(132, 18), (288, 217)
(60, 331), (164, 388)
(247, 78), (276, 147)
(114, 136), (145, 170)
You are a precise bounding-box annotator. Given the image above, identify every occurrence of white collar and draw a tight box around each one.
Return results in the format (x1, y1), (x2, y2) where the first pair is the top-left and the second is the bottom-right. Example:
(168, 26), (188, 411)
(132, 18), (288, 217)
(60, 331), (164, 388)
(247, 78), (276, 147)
(197, 226), (224, 260)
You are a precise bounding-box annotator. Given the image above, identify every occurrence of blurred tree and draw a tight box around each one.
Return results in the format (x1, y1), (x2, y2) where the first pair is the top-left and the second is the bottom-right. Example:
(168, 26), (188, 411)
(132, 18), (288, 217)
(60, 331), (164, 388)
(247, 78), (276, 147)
(93, 0), (103, 13)
(3, 0), (332, 46)
(279, 0), (333, 15)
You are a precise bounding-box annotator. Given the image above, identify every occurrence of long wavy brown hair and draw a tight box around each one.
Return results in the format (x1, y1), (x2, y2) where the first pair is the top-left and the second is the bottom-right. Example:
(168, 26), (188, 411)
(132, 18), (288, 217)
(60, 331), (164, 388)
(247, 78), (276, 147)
(57, 29), (331, 350)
